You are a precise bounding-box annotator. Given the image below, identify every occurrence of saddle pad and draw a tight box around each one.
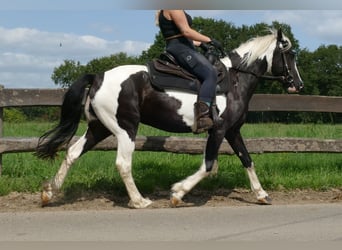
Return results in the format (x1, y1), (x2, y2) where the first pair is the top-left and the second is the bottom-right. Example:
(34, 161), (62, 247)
(147, 58), (230, 95)
(147, 59), (201, 94)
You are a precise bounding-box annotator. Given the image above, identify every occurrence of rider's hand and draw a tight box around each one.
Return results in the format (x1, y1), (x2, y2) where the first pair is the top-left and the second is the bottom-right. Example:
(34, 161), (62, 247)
(199, 42), (210, 51)
(209, 38), (223, 51)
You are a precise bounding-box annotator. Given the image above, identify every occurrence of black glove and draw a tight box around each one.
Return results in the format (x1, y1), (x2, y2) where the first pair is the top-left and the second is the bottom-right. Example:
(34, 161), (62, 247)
(209, 38), (223, 51)
(199, 42), (210, 51)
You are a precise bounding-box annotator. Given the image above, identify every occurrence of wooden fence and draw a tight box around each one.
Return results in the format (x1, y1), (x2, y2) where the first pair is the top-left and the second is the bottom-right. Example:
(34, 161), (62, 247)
(0, 88), (342, 175)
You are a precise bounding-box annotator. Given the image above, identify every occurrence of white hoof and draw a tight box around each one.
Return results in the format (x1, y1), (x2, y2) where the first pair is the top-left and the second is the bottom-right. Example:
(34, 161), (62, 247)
(170, 192), (182, 207)
(170, 182), (186, 207)
(128, 198), (153, 209)
(41, 181), (53, 207)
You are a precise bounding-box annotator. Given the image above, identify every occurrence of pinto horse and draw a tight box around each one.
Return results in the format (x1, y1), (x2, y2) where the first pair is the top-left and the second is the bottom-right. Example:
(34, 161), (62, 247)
(36, 29), (303, 208)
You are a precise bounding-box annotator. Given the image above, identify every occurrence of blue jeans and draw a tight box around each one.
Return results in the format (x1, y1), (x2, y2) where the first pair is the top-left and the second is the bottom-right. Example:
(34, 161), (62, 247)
(166, 39), (217, 104)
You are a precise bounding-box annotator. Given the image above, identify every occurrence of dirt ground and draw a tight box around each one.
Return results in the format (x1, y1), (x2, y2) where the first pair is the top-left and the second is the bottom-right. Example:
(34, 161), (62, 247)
(0, 188), (341, 212)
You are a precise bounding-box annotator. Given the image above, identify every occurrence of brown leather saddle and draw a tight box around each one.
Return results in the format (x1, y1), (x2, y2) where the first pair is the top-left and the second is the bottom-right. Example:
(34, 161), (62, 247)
(146, 51), (229, 95)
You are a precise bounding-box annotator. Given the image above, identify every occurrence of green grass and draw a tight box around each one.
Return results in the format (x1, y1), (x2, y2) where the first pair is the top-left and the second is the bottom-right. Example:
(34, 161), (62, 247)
(0, 122), (341, 196)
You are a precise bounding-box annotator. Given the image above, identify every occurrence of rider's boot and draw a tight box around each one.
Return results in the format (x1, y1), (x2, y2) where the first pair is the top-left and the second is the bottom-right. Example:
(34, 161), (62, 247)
(193, 101), (214, 134)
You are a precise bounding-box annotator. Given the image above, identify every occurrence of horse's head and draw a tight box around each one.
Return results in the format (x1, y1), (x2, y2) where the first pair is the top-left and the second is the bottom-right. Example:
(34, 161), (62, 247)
(231, 28), (304, 94)
(271, 29), (304, 93)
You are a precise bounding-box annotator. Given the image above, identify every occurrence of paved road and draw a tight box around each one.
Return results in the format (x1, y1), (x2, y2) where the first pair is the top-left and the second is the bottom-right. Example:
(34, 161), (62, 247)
(0, 203), (341, 241)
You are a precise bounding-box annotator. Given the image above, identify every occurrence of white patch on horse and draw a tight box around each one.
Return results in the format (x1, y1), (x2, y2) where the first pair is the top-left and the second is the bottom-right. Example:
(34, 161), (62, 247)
(53, 135), (88, 189)
(90, 65), (152, 208)
(165, 91), (196, 126)
(294, 62), (304, 83)
(171, 160), (211, 203)
(91, 65), (147, 134)
(166, 91), (227, 127)
(220, 56), (232, 69)
(115, 132), (152, 208)
(246, 163), (269, 201)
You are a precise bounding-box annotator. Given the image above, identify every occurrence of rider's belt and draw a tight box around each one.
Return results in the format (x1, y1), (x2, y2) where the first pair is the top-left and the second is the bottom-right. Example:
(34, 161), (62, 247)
(165, 34), (184, 40)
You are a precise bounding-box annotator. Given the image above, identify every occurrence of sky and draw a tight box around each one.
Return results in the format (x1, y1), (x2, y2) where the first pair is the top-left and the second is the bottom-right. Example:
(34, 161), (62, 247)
(0, 0), (341, 89)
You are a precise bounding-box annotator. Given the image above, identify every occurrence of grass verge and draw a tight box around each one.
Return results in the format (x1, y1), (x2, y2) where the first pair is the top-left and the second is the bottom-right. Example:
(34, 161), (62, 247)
(0, 122), (341, 196)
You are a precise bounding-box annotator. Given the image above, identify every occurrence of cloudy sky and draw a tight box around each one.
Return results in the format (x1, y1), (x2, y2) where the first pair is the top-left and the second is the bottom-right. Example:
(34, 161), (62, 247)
(0, 1), (341, 88)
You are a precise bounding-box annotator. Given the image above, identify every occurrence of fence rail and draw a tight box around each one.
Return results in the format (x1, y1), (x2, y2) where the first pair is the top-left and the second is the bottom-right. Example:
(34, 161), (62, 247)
(0, 88), (341, 175)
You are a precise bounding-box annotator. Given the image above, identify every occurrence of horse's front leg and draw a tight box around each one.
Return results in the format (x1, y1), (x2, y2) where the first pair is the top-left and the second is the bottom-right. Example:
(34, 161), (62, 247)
(171, 129), (225, 206)
(225, 130), (271, 204)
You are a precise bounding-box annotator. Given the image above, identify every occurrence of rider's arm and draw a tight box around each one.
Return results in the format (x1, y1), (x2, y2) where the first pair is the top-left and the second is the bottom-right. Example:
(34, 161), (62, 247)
(166, 10), (211, 43)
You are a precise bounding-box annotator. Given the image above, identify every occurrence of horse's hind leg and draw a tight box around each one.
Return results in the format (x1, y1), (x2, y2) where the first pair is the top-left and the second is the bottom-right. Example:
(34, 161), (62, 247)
(115, 133), (152, 208)
(41, 121), (111, 206)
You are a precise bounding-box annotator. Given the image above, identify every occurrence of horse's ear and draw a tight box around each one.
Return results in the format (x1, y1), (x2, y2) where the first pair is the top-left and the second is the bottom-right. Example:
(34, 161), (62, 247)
(277, 28), (283, 41)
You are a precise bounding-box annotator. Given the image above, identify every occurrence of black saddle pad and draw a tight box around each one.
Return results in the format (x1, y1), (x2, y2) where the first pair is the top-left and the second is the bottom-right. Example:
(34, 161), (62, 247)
(146, 57), (229, 95)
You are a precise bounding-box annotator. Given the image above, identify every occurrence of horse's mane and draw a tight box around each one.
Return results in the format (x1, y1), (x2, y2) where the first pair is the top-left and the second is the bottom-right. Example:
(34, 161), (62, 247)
(234, 29), (291, 67)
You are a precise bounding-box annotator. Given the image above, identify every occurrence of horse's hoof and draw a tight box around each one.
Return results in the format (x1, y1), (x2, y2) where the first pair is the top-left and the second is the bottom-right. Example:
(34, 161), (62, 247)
(170, 193), (182, 207)
(128, 198), (152, 209)
(41, 190), (53, 207)
(258, 196), (272, 205)
(41, 181), (53, 207)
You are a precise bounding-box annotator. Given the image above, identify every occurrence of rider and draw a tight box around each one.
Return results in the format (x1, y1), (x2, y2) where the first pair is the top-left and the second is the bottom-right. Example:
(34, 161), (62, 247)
(156, 10), (223, 133)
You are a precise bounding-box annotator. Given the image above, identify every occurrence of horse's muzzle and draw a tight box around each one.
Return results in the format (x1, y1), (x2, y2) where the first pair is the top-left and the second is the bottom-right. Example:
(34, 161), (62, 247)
(287, 81), (304, 93)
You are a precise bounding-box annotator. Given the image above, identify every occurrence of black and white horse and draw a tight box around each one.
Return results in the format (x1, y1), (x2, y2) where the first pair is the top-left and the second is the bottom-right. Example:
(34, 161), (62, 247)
(36, 29), (303, 208)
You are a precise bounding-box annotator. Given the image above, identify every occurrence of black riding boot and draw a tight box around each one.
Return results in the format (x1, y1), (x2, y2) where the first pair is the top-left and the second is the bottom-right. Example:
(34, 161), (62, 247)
(193, 101), (214, 134)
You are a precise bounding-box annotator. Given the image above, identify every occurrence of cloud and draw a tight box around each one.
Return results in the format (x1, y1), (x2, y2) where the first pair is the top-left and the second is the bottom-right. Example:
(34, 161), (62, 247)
(263, 11), (342, 47)
(192, 10), (342, 50)
(0, 26), (151, 88)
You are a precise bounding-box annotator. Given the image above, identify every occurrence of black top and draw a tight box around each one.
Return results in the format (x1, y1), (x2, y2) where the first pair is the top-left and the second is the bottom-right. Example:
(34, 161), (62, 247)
(158, 10), (192, 39)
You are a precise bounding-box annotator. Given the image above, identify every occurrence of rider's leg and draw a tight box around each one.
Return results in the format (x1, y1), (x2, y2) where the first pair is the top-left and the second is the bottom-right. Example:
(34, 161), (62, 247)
(167, 44), (218, 133)
(190, 54), (217, 133)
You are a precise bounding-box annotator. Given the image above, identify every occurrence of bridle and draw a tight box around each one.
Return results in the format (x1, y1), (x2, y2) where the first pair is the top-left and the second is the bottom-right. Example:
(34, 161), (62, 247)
(230, 40), (296, 87)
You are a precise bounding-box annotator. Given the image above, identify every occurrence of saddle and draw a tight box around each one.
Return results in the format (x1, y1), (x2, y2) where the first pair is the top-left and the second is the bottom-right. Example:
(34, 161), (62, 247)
(146, 51), (229, 95)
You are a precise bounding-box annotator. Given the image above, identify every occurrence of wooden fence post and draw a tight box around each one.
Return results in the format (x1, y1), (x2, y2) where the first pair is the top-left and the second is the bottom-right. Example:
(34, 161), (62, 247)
(0, 107), (2, 176)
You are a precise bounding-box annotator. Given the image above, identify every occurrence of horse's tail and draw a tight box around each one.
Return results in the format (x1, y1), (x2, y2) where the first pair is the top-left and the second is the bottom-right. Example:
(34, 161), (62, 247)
(35, 74), (95, 160)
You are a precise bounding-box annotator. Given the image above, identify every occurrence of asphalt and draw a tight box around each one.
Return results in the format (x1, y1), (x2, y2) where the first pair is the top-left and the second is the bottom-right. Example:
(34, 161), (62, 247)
(0, 203), (341, 241)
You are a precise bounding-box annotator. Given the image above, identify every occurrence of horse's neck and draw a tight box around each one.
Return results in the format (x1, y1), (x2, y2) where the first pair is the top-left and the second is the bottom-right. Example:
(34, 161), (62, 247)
(223, 52), (264, 100)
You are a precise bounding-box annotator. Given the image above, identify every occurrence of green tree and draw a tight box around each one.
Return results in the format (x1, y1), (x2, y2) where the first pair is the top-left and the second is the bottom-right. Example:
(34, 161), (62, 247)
(313, 45), (341, 96)
(52, 53), (141, 88)
(85, 52), (142, 75)
(139, 32), (165, 63)
(51, 60), (86, 88)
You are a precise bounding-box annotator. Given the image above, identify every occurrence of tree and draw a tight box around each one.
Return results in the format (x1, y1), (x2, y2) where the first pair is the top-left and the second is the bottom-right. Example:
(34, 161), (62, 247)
(52, 53), (141, 87)
(312, 45), (341, 96)
(51, 60), (86, 88)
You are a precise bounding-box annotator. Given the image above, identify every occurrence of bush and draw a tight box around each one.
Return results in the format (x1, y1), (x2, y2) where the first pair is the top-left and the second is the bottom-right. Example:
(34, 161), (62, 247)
(4, 108), (27, 122)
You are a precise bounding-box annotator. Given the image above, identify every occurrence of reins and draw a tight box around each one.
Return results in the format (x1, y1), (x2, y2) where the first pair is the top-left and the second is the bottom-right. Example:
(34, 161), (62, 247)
(230, 67), (288, 82)
(228, 42), (294, 85)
